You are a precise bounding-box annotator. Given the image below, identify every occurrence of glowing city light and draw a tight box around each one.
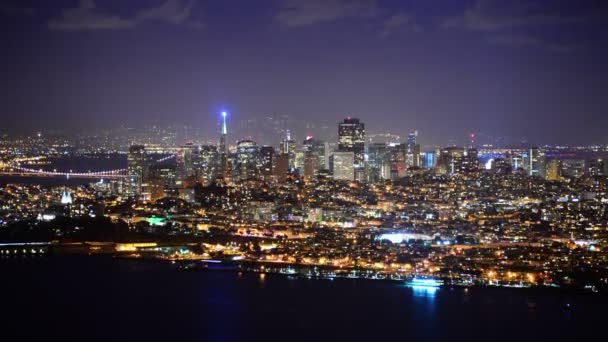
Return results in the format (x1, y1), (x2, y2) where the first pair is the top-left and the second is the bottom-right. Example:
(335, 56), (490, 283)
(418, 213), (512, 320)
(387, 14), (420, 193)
(410, 277), (442, 287)
(377, 232), (433, 243)
(485, 158), (494, 170)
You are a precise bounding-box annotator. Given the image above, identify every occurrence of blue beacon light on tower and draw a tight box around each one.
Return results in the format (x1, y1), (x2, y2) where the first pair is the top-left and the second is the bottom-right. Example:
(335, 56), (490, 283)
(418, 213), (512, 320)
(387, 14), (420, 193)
(221, 111), (228, 135)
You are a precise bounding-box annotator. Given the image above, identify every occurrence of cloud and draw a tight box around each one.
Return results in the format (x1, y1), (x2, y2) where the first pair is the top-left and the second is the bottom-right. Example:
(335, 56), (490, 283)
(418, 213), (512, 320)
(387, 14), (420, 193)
(48, 0), (203, 31)
(441, 0), (606, 52)
(379, 13), (420, 37)
(276, 0), (378, 27)
(443, 0), (606, 31)
(137, 0), (202, 27)
(48, 0), (133, 31)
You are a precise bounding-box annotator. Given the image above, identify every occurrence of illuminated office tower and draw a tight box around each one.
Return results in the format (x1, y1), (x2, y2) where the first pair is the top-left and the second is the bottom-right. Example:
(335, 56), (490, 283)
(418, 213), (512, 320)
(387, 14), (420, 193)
(389, 143), (407, 179)
(406, 143), (421, 168)
(404, 130), (420, 170)
(463, 148), (479, 173)
(367, 143), (390, 182)
(147, 177), (165, 202)
(280, 130), (297, 170)
(528, 147), (546, 178)
(366, 143), (383, 182)
(303, 151), (319, 180)
(302, 136), (329, 172)
(218, 111), (229, 180)
(260, 145), (275, 181)
(199, 145), (218, 185)
(295, 150), (305, 175)
(407, 130), (417, 146)
(561, 159), (585, 178)
(423, 151), (436, 169)
(332, 151), (355, 181)
(318, 141), (330, 171)
(490, 158), (512, 175)
(511, 155), (522, 170)
(302, 136), (314, 152)
(545, 159), (561, 181)
(234, 140), (259, 181)
(338, 117), (365, 168)
(126, 145), (148, 197)
(439, 147), (465, 175)
(148, 163), (177, 200)
(177, 142), (200, 182)
(587, 158), (605, 177)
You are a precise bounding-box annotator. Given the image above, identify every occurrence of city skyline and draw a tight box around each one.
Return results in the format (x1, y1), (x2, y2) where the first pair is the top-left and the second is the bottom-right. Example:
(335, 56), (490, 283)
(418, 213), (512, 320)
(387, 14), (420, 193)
(3, 2), (608, 339)
(2, 0), (607, 145)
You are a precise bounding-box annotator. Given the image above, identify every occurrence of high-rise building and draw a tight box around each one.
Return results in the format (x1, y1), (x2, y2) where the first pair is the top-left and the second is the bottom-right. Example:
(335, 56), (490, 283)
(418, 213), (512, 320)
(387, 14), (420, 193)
(199, 145), (218, 185)
(234, 140), (259, 181)
(302, 136), (330, 172)
(318, 141), (330, 171)
(405, 130), (421, 168)
(148, 163), (177, 198)
(147, 177), (165, 202)
(423, 151), (436, 169)
(438, 146), (478, 174)
(390, 143), (407, 179)
(510, 155), (523, 171)
(546, 159), (561, 181)
(280, 130), (296, 170)
(439, 147), (465, 175)
(177, 142), (200, 182)
(406, 143), (421, 168)
(588, 158), (605, 177)
(126, 145), (148, 197)
(338, 117), (365, 168)
(463, 148), (479, 173)
(407, 130), (417, 146)
(274, 153), (289, 183)
(218, 111), (229, 180)
(367, 143), (390, 182)
(332, 151), (355, 181)
(561, 159), (585, 178)
(527, 147), (546, 178)
(219, 111), (228, 154)
(294, 150), (305, 175)
(260, 146), (275, 180)
(303, 151), (319, 180)
(490, 158), (512, 175)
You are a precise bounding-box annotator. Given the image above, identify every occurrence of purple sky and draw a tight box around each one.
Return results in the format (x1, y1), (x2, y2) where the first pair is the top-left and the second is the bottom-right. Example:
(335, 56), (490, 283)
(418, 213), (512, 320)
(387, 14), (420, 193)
(1, 0), (607, 145)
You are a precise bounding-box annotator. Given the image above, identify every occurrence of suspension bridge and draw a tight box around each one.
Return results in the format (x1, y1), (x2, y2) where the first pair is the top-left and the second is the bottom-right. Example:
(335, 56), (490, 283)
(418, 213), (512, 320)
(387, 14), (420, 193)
(0, 165), (128, 179)
(0, 154), (175, 179)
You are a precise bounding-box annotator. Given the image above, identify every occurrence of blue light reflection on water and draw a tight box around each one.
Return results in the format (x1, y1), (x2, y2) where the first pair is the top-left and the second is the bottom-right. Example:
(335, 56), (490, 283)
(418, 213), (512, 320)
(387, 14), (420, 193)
(404, 284), (439, 340)
(3, 258), (608, 342)
(411, 285), (439, 298)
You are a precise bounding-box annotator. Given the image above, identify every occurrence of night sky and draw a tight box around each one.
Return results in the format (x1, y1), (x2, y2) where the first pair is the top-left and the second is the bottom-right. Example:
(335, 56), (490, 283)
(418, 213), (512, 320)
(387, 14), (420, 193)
(1, 0), (607, 145)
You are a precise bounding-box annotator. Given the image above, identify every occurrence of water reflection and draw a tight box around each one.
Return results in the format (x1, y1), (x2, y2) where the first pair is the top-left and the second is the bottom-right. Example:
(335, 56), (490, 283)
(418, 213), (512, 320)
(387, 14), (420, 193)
(411, 285), (438, 298)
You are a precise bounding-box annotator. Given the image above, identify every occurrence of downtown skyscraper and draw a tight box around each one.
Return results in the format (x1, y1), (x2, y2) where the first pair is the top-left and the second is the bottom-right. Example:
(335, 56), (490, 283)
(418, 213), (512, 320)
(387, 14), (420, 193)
(338, 118), (365, 165)
(218, 111), (229, 181)
(338, 117), (365, 180)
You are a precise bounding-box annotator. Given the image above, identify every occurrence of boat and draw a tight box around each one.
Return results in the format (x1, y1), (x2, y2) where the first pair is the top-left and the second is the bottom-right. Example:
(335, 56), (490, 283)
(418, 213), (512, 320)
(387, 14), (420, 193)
(406, 277), (443, 287)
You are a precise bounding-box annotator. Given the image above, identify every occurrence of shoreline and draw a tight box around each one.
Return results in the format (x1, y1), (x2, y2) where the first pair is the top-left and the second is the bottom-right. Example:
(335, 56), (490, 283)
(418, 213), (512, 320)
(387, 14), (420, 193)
(1, 251), (604, 295)
(52, 254), (608, 295)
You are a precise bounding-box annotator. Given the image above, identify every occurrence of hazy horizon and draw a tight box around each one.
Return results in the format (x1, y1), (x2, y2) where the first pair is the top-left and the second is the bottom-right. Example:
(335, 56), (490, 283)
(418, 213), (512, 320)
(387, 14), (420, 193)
(2, 0), (607, 145)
